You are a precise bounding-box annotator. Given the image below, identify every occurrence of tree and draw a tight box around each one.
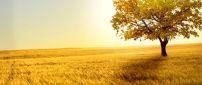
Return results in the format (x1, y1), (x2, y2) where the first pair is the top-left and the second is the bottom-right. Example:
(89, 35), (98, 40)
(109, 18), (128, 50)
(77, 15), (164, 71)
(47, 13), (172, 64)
(111, 0), (202, 56)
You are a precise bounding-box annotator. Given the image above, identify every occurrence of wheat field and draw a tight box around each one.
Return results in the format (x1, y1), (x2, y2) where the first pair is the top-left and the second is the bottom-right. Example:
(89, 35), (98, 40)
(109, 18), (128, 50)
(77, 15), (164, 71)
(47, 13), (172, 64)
(0, 43), (201, 85)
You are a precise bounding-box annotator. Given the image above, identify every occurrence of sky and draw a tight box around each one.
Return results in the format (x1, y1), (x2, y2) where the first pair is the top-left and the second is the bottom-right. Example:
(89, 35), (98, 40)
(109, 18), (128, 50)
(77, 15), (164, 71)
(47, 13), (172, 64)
(0, 0), (201, 50)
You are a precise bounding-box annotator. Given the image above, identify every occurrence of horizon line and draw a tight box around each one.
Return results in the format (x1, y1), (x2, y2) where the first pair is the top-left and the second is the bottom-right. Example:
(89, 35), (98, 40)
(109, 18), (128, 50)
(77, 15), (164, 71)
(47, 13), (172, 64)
(1, 42), (201, 51)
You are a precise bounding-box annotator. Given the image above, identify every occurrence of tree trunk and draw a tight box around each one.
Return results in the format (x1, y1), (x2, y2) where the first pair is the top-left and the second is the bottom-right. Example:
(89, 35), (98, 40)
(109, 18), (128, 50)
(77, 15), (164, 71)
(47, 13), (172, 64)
(161, 41), (167, 56)
(158, 37), (168, 57)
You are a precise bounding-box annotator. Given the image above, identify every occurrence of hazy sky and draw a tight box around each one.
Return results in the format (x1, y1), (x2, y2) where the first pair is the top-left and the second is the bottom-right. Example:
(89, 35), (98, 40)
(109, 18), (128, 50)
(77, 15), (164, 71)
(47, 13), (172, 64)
(0, 0), (201, 50)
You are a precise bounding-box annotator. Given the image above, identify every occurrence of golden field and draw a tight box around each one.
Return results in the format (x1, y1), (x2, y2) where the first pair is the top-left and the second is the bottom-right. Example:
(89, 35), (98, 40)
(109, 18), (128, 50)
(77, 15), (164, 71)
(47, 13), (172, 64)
(0, 43), (202, 85)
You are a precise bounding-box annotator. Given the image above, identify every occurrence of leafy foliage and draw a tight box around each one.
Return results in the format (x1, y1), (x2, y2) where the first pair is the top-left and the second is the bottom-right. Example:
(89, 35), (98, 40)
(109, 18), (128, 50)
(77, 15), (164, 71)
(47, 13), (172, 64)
(111, 0), (202, 41)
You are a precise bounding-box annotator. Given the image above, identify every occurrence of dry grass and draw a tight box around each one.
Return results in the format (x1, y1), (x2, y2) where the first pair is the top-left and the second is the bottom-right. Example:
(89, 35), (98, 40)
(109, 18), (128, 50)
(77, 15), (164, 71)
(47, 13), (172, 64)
(0, 43), (202, 85)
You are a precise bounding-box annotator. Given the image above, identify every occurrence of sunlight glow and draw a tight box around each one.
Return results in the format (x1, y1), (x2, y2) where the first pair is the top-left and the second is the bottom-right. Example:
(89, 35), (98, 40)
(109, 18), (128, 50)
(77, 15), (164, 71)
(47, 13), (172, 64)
(0, 0), (201, 50)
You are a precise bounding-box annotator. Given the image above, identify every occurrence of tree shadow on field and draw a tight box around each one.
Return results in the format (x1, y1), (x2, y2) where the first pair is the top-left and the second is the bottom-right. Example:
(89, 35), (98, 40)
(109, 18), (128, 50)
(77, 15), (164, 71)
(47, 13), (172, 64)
(117, 56), (167, 83)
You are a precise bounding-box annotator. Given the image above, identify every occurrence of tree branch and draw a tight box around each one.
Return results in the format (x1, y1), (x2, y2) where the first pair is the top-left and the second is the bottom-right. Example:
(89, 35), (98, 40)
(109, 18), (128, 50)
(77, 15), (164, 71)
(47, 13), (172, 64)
(164, 37), (168, 43)
(141, 19), (153, 33)
(158, 36), (162, 43)
(151, 15), (160, 22)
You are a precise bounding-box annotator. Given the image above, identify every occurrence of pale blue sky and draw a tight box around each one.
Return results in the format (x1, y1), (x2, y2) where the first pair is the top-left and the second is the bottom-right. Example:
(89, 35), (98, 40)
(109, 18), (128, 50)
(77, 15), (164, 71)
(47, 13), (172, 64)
(0, 0), (201, 50)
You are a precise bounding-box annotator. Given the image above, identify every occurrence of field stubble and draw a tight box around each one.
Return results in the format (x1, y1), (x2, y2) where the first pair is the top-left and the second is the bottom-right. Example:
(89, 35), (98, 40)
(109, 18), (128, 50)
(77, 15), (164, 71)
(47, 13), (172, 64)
(0, 44), (201, 85)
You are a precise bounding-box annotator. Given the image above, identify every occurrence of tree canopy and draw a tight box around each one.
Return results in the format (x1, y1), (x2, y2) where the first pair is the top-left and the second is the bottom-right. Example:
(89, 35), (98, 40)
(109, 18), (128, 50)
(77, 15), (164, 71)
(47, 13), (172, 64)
(111, 0), (202, 41)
